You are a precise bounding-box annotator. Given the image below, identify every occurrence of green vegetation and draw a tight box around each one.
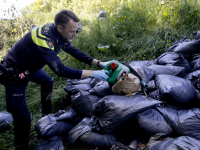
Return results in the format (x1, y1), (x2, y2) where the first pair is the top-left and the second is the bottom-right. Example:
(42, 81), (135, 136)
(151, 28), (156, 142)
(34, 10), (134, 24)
(0, 0), (200, 149)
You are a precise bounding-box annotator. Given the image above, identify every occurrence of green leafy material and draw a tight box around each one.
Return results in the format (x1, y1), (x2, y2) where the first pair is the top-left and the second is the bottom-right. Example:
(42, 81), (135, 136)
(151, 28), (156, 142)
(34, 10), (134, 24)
(97, 45), (110, 51)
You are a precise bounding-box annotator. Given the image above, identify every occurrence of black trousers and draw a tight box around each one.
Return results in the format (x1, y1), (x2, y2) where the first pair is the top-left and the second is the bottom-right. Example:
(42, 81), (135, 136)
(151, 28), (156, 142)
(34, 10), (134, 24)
(1, 69), (53, 150)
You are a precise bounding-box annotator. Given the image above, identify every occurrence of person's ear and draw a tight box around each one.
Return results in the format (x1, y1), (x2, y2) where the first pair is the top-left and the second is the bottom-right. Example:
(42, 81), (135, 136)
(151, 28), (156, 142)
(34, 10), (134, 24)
(57, 25), (62, 32)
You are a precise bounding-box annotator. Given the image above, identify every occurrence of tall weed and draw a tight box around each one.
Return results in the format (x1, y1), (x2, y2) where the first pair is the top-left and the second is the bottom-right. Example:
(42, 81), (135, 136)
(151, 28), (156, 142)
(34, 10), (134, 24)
(1, 0), (200, 149)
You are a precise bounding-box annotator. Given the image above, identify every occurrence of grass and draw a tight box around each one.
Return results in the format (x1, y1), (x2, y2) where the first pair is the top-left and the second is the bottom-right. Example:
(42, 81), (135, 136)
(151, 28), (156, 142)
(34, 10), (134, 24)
(1, 0), (200, 149)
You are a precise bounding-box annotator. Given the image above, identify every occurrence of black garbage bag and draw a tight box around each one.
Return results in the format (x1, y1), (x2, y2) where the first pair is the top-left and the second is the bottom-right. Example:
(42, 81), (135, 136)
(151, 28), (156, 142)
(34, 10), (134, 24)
(167, 38), (200, 59)
(53, 109), (67, 117)
(189, 53), (200, 69)
(156, 105), (200, 140)
(129, 60), (154, 67)
(147, 64), (186, 77)
(113, 116), (143, 145)
(0, 111), (13, 130)
(68, 117), (119, 149)
(135, 108), (174, 138)
(65, 77), (102, 91)
(167, 36), (192, 52)
(147, 80), (161, 100)
(90, 78), (103, 87)
(66, 78), (93, 85)
(194, 30), (200, 40)
(191, 53), (200, 60)
(195, 90), (200, 105)
(35, 113), (74, 139)
(110, 142), (136, 150)
(154, 52), (191, 74)
(190, 59), (198, 69)
(64, 83), (92, 95)
(71, 91), (101, 116)
(129, 65), (156, 84)
(148, 90), (161, 101)
(184, 70), (200, 92)
(147, 133), (200, 150)
(128, 139), (139, 150)
(111, 137), (148, 150)
(33, 136), (64, 150)
(90, 94), (162, 133)
(56, 108), (83, 125)
(172, 39), (200, 59)
(184, 70), (200, 80)
(155, 75), (196, 106)
(55, 109), (74, 120)
(89, 81), (114, 97)
(147, 80), (157, 92)
(193, 58), (200, 71)
(68, 118), (91, 145)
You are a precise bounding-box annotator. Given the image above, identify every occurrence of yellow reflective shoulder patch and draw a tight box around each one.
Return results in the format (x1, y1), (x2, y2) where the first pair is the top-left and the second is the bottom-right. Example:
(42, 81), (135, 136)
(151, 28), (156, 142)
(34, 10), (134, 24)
(31, 28), (54, 50)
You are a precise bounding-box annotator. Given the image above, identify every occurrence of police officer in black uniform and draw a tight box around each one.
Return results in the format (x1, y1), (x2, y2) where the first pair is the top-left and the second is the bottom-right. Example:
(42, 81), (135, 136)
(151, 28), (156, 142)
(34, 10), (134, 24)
(0, 9), (118, 149)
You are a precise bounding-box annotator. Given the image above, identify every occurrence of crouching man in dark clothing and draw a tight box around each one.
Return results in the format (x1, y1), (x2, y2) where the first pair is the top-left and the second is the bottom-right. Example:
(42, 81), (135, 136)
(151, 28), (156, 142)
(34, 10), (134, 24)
(0, 9), (118, 149)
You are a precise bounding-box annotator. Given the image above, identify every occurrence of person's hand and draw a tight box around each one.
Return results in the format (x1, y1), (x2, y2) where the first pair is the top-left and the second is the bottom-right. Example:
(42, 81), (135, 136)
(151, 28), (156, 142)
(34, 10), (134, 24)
(100, 60), (119, 68)
(92, 70), (109, 81)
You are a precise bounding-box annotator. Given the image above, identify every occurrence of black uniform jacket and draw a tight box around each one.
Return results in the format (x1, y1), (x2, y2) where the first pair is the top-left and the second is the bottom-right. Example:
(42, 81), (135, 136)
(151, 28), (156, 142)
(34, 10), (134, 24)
(3, 23), (94, 79)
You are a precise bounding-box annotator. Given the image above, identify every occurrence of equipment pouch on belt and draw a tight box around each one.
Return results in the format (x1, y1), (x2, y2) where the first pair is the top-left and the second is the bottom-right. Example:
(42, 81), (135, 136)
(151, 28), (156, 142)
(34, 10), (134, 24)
(0, 62), (29, 84)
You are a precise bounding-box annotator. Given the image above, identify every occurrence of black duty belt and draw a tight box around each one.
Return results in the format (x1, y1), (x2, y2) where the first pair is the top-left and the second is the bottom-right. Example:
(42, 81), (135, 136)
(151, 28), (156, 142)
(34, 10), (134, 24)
(0, 61), (30, 81)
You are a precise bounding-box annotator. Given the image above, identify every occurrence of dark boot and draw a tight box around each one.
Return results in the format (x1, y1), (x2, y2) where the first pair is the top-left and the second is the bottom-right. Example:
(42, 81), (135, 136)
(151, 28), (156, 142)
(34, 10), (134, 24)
(14, 121), (30, 150)
(13, 110), (31, 150)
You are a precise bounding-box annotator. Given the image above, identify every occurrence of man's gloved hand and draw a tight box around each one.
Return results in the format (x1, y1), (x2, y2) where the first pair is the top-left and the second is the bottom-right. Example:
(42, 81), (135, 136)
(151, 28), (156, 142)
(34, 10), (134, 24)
(92, 70), (109, 81)
(100, 60), (119, 68)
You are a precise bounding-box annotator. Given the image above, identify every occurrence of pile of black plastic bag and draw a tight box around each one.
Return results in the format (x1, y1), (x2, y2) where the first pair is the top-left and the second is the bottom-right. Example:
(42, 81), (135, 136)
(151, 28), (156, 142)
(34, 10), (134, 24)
(0, 111), (13, 130)
(33, 31), (200, 150)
